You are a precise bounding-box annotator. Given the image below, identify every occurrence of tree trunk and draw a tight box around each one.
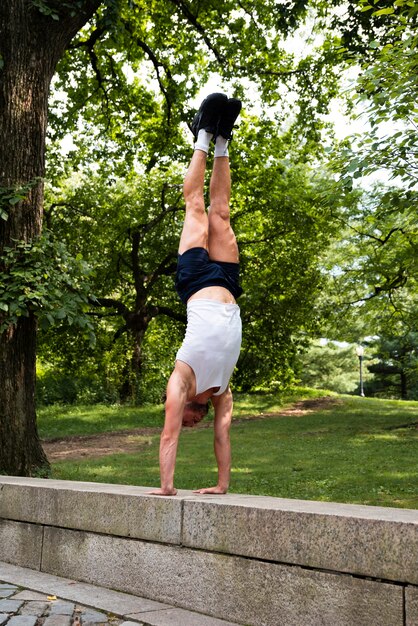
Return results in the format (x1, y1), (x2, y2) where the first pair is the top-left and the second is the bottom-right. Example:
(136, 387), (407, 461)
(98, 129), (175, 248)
(400, 369), (407, 400)
(131, 328), (146, 402)
(0, 0), (101, 475)
(119, 325), (146, 404)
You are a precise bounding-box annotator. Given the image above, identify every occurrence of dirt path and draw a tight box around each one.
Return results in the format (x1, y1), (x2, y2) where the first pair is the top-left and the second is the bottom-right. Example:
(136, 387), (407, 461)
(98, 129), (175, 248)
(42, 396), (341, 462)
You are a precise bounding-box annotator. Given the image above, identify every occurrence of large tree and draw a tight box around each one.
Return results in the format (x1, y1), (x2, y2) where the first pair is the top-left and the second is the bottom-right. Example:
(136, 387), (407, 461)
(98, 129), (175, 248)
(0, 0), (102, 475)
(42, 167), (186, 403)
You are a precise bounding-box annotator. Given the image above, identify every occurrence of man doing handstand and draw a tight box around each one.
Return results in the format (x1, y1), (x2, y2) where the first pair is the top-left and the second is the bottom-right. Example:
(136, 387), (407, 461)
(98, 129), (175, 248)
(150, 93), (243, 496)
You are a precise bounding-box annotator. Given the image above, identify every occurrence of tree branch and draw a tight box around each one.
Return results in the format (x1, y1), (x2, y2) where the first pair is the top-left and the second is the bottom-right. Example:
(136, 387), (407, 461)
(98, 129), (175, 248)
(120, 18), (173, 124)
(168, 0), (225, 64)
(148, 304), (186, 324)
(145, 251), (177, 293)
(90, 297), (130, 316)
(130, 229), (145, 296)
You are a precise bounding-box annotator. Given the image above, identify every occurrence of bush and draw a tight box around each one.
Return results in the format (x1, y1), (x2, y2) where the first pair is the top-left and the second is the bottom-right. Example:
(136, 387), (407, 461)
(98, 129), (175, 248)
(36, 368), (119, 406)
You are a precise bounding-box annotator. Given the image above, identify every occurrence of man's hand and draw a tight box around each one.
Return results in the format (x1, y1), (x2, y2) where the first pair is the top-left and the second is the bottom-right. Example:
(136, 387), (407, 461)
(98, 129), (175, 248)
(193, 486), (228, 495)
(147, 487), (178, 496)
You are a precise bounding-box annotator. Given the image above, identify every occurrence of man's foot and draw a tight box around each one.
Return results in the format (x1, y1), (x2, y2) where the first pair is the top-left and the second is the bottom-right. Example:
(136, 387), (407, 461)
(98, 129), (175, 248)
(217, 98), (242, 140)
(191, 92), (228, 140)
(147, 487), (178, 496)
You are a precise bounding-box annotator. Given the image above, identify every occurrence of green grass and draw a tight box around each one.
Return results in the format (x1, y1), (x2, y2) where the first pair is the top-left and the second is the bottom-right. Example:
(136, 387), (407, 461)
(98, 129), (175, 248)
(37, 387), (326, 439)
(40, 389), (418, 509)
(37, 403), (165, 439)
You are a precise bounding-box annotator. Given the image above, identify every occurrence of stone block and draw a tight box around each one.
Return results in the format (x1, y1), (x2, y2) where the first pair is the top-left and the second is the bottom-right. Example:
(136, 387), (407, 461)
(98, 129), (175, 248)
(0, 615), (8, 626)
(7, 617), (37, 626)
(41, 526), (404, 626)
(12, 592), (49, 601)
(0, 599), (23, 613)
(182, 494), (418, 584)
(0, 477), (181, 545)
(78, 610), (106, 623)
(406, 586), (418, 626)
(43, 616), (72, 626)
(49, 602), (74, 615)
(0, 520), (42, 570)
(19, 602), (49, 616)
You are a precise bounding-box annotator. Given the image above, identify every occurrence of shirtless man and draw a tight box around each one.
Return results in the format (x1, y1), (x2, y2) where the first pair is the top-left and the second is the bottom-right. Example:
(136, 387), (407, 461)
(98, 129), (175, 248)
(150, 93), (243, 496)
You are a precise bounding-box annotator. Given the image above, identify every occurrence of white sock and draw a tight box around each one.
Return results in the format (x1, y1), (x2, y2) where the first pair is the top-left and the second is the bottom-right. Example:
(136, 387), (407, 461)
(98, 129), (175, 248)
(194, 129), (213, 153)
(214, 135), (229, 158)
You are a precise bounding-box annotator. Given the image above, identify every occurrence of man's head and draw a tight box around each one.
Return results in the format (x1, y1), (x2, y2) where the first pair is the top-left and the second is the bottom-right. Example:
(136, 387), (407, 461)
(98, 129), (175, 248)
(182, 401), (209, 427)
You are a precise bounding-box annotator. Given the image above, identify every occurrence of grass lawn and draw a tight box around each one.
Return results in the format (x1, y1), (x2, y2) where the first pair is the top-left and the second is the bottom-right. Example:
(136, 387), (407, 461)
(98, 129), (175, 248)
(37, 386), (325, 439)
(38, 388), (418, 509)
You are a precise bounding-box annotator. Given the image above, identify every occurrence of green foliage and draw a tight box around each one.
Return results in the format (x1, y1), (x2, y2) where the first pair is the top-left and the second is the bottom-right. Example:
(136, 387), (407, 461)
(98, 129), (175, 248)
(295, 340), (374, 394)
(47, 0), (373, 175)
(337, 30), (418, 190)
(31, 0), (88, 21)
(232, 121), (339, 389)
(35, 0), (418, 402)
(40, 116), (339, 399)
(365, 332), (418, 400)
(0, 179), (41, 222)
(38, 166), (185, 403)
(138, 316), (185, 404)
(319, 183), (418, 341)
(316, 0), (417, 352)
(0, 231), (95, 341)
(330, 0), (418, 188)
(36, 360), (120, 405)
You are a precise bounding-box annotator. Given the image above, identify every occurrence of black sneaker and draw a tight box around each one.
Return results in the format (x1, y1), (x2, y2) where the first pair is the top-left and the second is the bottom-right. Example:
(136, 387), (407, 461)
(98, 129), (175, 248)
(191, 92), (228, 140)
(217, 98), (242, 140)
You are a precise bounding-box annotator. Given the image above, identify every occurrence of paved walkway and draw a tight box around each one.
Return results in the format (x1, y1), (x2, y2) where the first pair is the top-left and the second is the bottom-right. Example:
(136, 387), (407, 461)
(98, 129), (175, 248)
(0, 563), (241, 626)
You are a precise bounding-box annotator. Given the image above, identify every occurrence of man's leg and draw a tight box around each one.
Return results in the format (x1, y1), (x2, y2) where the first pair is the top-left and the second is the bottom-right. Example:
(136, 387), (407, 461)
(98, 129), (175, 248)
(178, 92), (229, 255)
(208, 98), (242, 263)
(178, 149), (209, 255)
(208, 155), (239, 263)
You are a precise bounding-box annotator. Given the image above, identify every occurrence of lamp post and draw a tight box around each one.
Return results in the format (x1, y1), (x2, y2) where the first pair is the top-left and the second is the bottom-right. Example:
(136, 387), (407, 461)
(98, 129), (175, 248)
(356, 345), (365, 397)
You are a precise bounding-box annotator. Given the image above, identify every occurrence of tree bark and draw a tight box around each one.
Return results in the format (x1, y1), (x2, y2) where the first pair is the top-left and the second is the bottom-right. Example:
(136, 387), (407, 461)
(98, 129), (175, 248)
(119, 314), (147, 404)
(118, 330), (146, 404)
(0, 0), (102, 475)
(400, 368), (407, 400)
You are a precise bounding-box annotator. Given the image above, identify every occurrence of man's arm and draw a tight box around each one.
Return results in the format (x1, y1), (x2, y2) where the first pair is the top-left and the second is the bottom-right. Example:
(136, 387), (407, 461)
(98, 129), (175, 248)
(148, 368), (188, 496)
(193, 387), (233, 494)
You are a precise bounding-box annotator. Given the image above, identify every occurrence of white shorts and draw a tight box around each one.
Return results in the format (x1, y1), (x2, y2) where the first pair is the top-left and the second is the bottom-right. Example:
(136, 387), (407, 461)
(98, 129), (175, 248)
(176, 299), (242, 396)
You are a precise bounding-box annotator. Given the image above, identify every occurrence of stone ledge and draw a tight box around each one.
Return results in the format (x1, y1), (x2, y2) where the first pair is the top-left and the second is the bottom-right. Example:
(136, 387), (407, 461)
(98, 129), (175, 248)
(406, 586), (418, 626)
(41, 526), (404, 626)
(0, 477), (181, 544)
(1, 477), (417, 584)
(182, 495), (418, 584)
(1, 477), (417, 626)
(0, 520), (42, 570)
